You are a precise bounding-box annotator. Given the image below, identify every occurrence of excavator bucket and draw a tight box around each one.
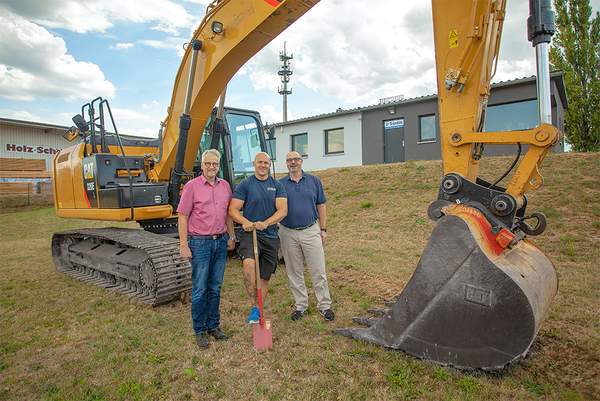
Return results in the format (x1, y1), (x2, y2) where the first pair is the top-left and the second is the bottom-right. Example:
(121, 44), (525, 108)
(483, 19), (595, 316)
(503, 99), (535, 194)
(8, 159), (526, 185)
(337, 205), (557, 370)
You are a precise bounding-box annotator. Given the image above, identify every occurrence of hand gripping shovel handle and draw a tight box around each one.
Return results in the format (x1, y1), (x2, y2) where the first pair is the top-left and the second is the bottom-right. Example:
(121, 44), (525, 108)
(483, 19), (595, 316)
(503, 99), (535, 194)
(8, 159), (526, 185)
(252, 228), (265, 327)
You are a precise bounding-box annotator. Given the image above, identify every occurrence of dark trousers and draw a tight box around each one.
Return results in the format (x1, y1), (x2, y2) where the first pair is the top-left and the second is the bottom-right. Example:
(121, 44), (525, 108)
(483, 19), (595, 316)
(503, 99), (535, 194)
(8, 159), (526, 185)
(189, 236), (228, 333)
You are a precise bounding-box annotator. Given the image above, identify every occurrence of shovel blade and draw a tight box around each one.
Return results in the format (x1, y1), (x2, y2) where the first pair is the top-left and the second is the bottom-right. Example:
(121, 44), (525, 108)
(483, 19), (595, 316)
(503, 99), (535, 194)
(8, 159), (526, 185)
(253, 319), (273, 351)
(337, 209), (557, 370)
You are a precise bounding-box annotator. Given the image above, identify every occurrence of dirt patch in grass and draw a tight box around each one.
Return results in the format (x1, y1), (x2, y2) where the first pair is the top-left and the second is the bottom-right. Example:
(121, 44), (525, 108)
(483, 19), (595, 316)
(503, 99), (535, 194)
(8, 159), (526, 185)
(0, 152), (598, 400)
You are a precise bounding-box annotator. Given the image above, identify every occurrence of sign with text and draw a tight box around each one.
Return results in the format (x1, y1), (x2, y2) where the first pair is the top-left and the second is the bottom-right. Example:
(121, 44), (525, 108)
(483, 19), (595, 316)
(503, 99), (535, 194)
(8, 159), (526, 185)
(384, 119), (405, 130)
(5, 143), (62, 155)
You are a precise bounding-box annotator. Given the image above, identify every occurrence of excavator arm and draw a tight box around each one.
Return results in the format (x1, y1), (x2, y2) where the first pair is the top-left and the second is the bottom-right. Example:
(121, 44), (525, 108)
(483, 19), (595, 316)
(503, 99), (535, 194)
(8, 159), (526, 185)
(337, 0), (560, 370)
(150, 0), (317, 182)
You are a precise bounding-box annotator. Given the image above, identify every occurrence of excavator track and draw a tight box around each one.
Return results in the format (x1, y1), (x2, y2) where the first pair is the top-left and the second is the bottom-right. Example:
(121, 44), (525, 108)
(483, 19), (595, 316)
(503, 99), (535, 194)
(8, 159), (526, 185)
(52, 228), (192, 306)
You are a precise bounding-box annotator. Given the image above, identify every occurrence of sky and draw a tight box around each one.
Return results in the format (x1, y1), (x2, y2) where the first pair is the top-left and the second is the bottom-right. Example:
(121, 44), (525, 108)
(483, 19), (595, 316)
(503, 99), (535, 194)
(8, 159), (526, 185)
(1, 0), (599, 137)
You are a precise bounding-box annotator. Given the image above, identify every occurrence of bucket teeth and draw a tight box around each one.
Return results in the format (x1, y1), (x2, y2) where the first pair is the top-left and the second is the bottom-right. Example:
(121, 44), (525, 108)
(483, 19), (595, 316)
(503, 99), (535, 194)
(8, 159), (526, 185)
(352, 316), (377, 327)
(366, 307), (388, 317)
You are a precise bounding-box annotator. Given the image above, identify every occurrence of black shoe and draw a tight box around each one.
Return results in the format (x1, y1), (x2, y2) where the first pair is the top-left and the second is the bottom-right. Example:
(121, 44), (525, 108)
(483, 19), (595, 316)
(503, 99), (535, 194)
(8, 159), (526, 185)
(291, 309), (306, 321)
(319, 309), (335, 321)
(207, 327), (229, 341)
(195, 332), (209, 348)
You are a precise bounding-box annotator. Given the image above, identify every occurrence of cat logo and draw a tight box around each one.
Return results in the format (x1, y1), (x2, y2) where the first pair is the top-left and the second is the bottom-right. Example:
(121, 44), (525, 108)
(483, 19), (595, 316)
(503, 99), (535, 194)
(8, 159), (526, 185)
(83, 162), (94, 180)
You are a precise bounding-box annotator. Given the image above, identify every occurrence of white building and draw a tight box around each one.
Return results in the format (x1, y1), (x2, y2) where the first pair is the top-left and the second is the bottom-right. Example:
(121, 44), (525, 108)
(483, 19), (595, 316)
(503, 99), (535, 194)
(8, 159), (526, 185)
(272, 110), (363, 172)
(0, 118), (72, 171)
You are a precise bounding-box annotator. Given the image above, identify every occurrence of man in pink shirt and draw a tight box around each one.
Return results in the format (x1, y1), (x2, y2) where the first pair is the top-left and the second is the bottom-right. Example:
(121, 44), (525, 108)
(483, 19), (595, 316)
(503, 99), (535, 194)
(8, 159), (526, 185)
(177, 149), (236, 349)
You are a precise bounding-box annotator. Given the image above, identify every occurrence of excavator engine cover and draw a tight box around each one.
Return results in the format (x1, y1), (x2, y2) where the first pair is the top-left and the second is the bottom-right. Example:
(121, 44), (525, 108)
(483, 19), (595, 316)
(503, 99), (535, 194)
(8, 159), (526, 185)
(337, 204), (557, 370)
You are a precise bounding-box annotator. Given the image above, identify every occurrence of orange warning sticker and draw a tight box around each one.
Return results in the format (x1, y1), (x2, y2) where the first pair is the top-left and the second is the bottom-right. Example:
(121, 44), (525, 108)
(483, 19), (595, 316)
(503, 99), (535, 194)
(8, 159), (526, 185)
(264, 0), (281, 6)
(449, 30), (458, 48)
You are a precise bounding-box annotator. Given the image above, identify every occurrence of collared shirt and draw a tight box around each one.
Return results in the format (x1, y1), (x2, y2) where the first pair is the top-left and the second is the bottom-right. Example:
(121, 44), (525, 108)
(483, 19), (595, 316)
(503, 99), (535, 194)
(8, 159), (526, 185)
(177, 175), (232, 235)
(279, 171), (326, 229)
(232, 175), (287, 238)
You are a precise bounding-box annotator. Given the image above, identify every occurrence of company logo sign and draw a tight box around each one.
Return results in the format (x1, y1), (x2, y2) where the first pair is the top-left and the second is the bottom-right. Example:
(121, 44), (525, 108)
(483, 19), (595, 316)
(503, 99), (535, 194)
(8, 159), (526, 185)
(384, 119), (405, 130)
(6, 143), (61, 155)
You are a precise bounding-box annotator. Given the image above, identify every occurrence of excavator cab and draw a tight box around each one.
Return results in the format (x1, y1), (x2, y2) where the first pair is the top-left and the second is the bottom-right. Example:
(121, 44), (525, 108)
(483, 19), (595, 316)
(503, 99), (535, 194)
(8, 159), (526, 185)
(198, 107), (271, 186)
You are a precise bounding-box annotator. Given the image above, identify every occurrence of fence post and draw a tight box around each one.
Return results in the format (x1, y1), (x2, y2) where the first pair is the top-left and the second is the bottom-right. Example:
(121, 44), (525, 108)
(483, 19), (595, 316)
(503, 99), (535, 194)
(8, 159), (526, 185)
(27, 182), (31, 206)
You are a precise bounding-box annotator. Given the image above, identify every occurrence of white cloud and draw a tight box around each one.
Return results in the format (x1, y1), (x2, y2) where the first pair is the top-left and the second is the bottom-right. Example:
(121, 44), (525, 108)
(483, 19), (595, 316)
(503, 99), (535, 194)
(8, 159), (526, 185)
(257, 104), (283, 126)
(0, 109), (41, 121)
(141, 100), (160, 109)
(245, 2), (438, 108)
(110, 107), (162, 138)
(138, 38), (186, 57)
(0, 0), (194, 34)
(112, 42), (135, 51)
(244, 0), (600, 111)
(0, 10), (115, 101)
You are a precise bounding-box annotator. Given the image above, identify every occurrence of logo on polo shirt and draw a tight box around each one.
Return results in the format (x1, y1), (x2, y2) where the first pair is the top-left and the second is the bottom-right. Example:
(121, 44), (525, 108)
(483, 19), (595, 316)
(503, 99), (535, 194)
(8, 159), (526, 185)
(267, 187), (276, 191)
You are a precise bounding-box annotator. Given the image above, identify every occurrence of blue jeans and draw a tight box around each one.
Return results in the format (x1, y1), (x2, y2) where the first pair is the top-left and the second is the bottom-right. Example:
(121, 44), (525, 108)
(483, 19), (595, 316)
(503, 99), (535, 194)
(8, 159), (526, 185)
(189, 235), (228, 334)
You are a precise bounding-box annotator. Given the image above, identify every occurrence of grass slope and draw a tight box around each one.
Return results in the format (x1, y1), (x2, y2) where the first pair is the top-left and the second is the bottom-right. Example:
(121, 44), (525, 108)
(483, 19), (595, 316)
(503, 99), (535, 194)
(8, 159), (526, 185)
(1, 152), (598, 401)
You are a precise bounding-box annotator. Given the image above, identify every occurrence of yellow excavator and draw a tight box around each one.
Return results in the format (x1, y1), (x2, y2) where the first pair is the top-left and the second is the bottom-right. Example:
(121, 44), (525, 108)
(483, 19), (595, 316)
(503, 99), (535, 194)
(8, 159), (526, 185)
(51, 0), (560, 370)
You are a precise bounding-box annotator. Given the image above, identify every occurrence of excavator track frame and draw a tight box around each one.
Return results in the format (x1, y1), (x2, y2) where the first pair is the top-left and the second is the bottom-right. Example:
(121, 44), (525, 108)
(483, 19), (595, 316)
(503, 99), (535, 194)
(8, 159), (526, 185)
(52, 228), (192, 306)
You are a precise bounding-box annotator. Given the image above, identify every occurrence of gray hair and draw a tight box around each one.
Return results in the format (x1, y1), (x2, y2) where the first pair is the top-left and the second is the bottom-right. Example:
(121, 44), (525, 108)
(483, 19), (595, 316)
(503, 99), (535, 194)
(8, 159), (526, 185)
(201, 149), (221, 163)
(254, 151), (271, 161)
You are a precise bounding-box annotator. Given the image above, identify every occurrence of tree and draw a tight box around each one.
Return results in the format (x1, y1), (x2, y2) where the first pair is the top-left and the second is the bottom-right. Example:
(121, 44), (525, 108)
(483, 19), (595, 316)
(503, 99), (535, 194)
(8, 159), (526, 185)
(550, 0), (600, 151)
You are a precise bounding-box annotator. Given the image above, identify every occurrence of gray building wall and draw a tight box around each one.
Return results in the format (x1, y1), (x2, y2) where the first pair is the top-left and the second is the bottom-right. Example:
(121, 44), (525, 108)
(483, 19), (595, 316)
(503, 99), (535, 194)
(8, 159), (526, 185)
(361, 73), (566, 164)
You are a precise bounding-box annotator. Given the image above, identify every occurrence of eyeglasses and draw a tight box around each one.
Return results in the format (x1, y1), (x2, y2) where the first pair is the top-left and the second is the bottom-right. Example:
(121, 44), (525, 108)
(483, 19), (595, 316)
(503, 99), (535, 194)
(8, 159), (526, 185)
(203, 162), (219, 167)
(286, 158), (302, 163)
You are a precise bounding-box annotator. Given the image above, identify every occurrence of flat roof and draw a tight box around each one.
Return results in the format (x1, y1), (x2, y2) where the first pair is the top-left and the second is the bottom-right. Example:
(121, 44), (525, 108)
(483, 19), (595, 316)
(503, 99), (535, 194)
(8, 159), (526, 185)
(0, 117), (69, 131)
(0, 117), (155, 142)
(273, 71), (566, 127)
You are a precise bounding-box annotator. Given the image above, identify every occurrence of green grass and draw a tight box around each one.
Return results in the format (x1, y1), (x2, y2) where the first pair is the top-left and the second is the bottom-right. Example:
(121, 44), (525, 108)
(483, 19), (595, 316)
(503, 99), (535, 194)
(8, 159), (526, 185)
(360, 201), (373, 209)
(1, 152), (599, 400)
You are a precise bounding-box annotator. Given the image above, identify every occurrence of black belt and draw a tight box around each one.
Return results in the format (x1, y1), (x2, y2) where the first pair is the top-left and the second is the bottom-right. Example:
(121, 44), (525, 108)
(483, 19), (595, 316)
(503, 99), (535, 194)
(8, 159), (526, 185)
(189, 233), (226, 240)
(282, 221), (317, 231)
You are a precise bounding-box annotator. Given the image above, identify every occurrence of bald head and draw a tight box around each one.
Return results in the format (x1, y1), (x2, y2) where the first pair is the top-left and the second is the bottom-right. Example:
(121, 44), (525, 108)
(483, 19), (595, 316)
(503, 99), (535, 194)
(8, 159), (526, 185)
(253, 151), (272, 179)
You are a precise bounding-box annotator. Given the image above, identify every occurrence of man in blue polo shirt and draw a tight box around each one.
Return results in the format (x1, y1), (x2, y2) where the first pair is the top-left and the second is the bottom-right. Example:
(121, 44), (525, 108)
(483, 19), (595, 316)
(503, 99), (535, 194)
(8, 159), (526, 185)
(279, 151), (334, 322)
(229, 152), (287, 324)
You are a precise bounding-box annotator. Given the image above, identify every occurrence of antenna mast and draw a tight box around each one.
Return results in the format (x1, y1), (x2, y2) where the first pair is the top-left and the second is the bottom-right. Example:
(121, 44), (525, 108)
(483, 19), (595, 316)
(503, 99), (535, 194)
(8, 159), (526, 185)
(278, 41), (293, 122)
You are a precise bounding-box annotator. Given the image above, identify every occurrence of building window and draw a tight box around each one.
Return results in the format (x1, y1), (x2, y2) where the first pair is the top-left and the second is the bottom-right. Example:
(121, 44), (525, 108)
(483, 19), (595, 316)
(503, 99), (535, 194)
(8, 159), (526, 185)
(419, 114), (437, 142)
(291, 133), (308, 156)
(266, 137), (276, 161)
(325, 128), (344, 155)
(484, 99), (539, 131)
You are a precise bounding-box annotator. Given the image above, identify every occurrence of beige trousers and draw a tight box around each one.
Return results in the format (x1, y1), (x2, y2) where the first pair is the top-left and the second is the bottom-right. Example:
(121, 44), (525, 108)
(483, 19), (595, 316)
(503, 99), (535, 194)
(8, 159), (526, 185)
(279, 223), (332, 312)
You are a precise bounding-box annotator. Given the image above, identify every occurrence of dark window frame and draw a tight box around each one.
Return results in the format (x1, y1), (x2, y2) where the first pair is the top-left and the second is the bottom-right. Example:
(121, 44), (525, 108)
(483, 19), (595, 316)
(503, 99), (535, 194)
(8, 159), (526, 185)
(324, 127), (344, 155)
(266, 137), (276, 161)
(291, 132), (308, 157)
(483, 98), (539, 132)
(418, 114), (437, 143)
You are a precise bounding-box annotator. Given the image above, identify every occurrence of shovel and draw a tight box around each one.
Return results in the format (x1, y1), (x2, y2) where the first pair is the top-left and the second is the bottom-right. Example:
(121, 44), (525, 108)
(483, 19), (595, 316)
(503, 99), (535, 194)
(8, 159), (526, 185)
(252, 227), (273, 351)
